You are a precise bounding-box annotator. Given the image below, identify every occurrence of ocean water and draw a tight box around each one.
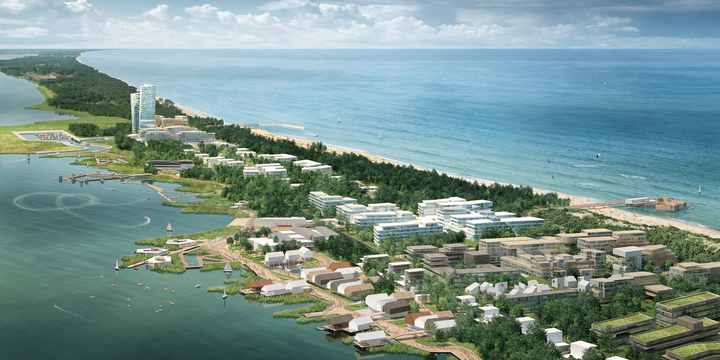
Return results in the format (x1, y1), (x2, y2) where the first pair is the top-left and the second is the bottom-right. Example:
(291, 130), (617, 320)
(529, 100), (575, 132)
(81, 49), (720, 231)
(0, 154), (421, 360)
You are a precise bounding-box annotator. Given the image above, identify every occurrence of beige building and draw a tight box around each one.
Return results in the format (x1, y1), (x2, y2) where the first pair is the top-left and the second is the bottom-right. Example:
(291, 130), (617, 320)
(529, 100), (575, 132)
(501, 252), (598, 278)
(155, 115), (189, 127)
(669, 262), (720, 288)
(479, 237), (560, 265)
(590, 271), (658, 299)
(558, 229), (649, 254)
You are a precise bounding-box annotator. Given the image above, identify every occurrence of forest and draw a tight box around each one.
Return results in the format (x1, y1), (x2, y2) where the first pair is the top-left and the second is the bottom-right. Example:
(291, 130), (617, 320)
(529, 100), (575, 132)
(69, 122), (131, 137)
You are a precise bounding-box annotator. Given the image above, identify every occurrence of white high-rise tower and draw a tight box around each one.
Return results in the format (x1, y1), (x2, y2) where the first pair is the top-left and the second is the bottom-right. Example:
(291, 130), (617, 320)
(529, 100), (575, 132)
(131, 85), (156, 133)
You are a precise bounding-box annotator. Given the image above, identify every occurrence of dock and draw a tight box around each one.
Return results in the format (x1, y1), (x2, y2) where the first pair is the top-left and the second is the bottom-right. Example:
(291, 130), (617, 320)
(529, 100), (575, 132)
(541, 197), (691, 212)
(61, 171), (150, 183)
(237, 123), (305, 130)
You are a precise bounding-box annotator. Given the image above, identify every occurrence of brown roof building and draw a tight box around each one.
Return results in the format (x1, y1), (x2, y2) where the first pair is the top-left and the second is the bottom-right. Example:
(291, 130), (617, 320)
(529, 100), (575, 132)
(344, 283), (374, 298)
(329, 262), (351, 271)
(405, 312), (432, 326)
(325, 314), (354, 330)
(246, 279), (273, 292)
(391, 291), (414, 301)
(313, 272), (344, 286)
(382, 299), (411, 316)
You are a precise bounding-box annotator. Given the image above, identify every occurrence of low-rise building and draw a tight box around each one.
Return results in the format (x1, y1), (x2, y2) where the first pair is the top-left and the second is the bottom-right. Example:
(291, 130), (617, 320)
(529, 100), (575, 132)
(344, 283), (374, 298)
(565, 341), (597, 359)
(325, 314), (354, 330)
(313, 272), (344, 286)
(136, 247), (168, 256)
(669, 262), (720, 288)
(348, 316), (374, 332)
(592, 313), (655, 338)
(298, 247), (313, 260)
(165, 238), (197, 247)
(247, 279), (273, 292)
(640, 245), (677, 270)
(243, 166), (260, 177)
(590, 271), (659, 299)
(612, 246), (645, 271)
(382, 299), (411, 318)
(517, 316), (536, 334)
(505, 289), (579, 309)
(354, 330), (387, 347)
(258, 154), (297, 162)
(387, 261), (412, 274)
(355, 211), (417, 227)
(145, 160), (195, 171)
(285, 280), (310, 294)
(464, 251), (490, 265)
(264, 251), (285, 267)
(261, 283), (286, 297)
(256, 163), (287, 177)
(630, 316), (720, 354)
(366, 293), (396, 312)
(335, 267), (362, 279)
(656, 292), (720, 327)
(431, 265), (520, 284)
(146, 256), (172, 267)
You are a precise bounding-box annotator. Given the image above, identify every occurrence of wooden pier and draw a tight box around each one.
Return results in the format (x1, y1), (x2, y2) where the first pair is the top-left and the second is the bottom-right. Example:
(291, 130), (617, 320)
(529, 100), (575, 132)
(61, 171), (150, 183)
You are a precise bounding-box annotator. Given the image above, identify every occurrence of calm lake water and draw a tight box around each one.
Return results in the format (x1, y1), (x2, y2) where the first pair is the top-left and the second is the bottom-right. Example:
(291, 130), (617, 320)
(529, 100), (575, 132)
(0, 76), (426, 358)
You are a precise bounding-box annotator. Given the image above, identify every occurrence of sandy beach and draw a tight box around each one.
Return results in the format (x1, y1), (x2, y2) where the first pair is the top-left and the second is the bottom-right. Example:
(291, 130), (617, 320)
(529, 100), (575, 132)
(250, 128), (720, 240)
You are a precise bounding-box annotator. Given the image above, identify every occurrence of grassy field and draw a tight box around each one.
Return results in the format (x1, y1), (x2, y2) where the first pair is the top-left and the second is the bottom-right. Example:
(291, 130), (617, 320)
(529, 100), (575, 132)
(633, 325), (690, 341)
(388, 319), (408, 328)
(344, 303), (369, 311)
(416, 336), (451, 347)
(595, 313), (653, 330)
(160, 195), (249, 218)
(0, 115), (128, 154)
(200, 261), (245, 272)
(147, 175), (223, 193)
(135, 226), (242, 247)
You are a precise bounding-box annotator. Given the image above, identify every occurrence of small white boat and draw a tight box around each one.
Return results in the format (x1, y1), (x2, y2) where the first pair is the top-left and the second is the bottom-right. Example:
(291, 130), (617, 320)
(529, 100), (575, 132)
(699, 185), (702, 194)
(110, 188), (114, 191)
(222, 288), (228, 299)
(223, 263), (233, 273)
(195, 284), (201, 288)
(114, 259), (119, 271)
(337, 117), (340, 122)
(379, 133), (383, 139)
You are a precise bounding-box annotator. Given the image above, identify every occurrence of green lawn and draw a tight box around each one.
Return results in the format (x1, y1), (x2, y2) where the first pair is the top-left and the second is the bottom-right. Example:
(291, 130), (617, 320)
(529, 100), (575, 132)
(525, 275), (552, 286)
(135, 226), (242, 247)
(388, 319), (408, 328)
(344, 303), (369, 311)
(633, 325), (690, 341)
(415, 336), (451, 347)
(662, 293), (719, 308)
(449, 338), (478, 353)
(595, 313), (653, 330)
(670, 342), (720, 356)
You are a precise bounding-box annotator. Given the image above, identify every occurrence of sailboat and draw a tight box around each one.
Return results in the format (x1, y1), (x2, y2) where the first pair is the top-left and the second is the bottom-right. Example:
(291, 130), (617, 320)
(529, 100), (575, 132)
(222, 288), (228, 299)
(337, 117), (340, 122)
(379, 133), (383, 139)
(114, 259), (119, 271)
(223, 262), (233, 273)
(699, 186), (702, 194)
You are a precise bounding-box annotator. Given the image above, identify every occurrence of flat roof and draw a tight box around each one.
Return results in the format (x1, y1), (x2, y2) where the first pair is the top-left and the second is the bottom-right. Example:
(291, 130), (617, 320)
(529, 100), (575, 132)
(660, 292), (720, 308)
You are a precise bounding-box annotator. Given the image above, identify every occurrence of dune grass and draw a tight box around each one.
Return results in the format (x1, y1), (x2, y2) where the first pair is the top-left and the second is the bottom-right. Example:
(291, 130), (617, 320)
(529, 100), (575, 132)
(161, 195), (249, 218)
(297, 314), (337, 324)
(207, 272), (264, 294)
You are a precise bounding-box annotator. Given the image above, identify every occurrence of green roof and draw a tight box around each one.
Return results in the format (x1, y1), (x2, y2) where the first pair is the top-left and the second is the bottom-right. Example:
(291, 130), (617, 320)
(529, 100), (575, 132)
(670, 343), (720, 356)
(595, 314), (652, 330)
(634, 325), (690, 341)
(702, 318), (718, 326)
(661, 293), (719, 308)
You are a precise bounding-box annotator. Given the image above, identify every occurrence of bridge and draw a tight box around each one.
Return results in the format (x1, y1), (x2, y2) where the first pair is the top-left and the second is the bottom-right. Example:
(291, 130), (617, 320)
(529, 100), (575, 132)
(386, 330), (427, 340)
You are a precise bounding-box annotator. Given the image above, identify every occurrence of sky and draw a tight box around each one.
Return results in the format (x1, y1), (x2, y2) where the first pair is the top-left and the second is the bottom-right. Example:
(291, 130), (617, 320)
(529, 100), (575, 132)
(0, 0), (719, 48)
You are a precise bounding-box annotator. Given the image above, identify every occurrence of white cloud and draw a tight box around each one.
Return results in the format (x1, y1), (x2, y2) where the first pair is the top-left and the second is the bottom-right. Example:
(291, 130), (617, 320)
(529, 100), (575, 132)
(0, 26), (48, 38)
(586, 17), (631, 29)
(0, 0), (25, 12)
(145, 4), (169, 20)
(173, 16), (183, 22)
(258, 0), (314, 12)
(358, 5), (417, 22)
(616, 26), (640, 32)
(0, 17), (28, 25)
(184, 4), (218, 20)
(64, 0), (92, 13)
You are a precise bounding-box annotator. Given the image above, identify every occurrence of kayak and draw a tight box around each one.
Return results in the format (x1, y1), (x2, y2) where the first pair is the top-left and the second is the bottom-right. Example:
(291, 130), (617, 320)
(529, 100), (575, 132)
(90, 296), (96, 299)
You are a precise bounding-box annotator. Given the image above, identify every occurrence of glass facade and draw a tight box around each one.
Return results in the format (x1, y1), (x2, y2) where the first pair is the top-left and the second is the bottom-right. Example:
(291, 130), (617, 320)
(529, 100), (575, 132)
(137, 85), (156, 131)
(130, 93), (140, 133)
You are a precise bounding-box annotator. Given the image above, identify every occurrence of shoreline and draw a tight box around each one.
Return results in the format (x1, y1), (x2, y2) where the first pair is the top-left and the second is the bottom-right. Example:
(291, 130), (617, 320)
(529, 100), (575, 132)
(249, 128), (720, 239)
(38, 53), (720, 239)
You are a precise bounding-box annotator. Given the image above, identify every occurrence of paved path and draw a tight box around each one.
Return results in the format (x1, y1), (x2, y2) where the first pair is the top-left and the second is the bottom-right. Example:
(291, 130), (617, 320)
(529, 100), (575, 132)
(374, 320), (480, 360)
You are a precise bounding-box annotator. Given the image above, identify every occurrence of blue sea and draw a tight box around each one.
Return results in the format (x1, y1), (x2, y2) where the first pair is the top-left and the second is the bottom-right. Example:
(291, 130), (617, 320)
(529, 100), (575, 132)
(81, 50), (720, 231)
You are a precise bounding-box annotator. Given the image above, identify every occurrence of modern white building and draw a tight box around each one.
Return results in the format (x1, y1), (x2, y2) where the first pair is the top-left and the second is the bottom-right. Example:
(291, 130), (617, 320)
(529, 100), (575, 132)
(285, 280), (310, 294)
(264, 251), (285, 267)
(261, 283), (286, 297)
(434, 319), (457, 332)
(462, 216), (546, 239)
(136, 247), (168, 256)
(294, 160), (332, 175)
(465, 282), (481, 295)
(285, 250), (302, 266)
(355, 211), (417, 227)
(348, 316), (374, 332)
(204, 156), (225, 166)
(259, 154), (297, 162)
(335, 267), (362, 279)
(477, 305), (501, 323)
(337, 281), (364, 295)
(256, 163), (287, 177)
(243, 166), (260, 177)
(372, 217), (443, 245)
(298, 246), (314, 261)
(418, 197), (493, 217)
(132, 84), (156, 132)
(415, 315), (439, 329)
(309, 191), (357, 212)
(354, 331), (386, 346)
(248, 237), (277, 251)
(457, 295), (477, 305)
(301, 267), (327, 280)
(565, 341), (597, 359)
(165, 239), (197, 247)
(146, 255), (172, 267)
(517, 316), (536, 334)
(337, 203), (400, 223)
(365, 293), (396, 312)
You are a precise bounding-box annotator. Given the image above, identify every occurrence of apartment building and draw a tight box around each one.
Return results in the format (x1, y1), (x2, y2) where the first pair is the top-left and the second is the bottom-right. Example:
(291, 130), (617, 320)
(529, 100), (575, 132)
(505, 289), (579, 309)
(293, 159), (332, 175)
(501, 253), (597, 278)
(418, 197), (492, 217)
(669, 262), (720, 288)
(308, 191), (358, 212)
(439, 243), (470, 266)
(372, 217), (443, 245)
(478, 237), (536, 265)
(354, 211), (417, 227)
(630, 316), (720, 354)
(590, 271), (659, 299)
(656, 292), (720, 327)
(255, 163), (287, 177)
(258, 154), (297, 162)
(337, 203), (399, 223)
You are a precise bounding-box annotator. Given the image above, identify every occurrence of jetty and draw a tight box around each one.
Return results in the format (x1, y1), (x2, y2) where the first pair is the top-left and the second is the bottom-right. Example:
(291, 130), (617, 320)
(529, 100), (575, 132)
(61, 171), (150, 183)
(542, 197), (691, 212)
(236, 123), (305, 130)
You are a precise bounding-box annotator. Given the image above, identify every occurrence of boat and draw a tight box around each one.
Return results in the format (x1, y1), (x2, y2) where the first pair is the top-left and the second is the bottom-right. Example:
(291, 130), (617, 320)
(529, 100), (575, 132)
(316, 326), (325, 331)
(223, 263), (233, 273)
(127, 305), (131, 308)
(699, 185), (702, 194)
(171, 290), (175, 293)
(222, 288), (228, 299)
(134, 267), (139, 270)
(127, 298), (130, 301)
(159, 309), (163, 312)
(378, 133), (383, 139)
(110, 188), (114, 191)
(144, 289), (148, 291)
(27, 155), (31, 160)
(337, 117), (340, 122)
(164, 288), (168, 291)
(90, 296), (96, 299)
(94, 277), (98, 279)
(146, 197), (150, 200)
(169, 302), (174, 305)
(159, 306), (164, 308)
(115, 259), (119, 271)
(195, 284), (201, 288)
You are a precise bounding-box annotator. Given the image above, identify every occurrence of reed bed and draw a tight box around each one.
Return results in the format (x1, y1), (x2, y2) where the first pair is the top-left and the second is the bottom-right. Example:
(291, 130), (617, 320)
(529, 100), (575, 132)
(149, 254), (186, 274)
(135, 226), (242, 247)
(200, 261), (245, 272)
(120, 254), (151, 268)
(273, 301), (330, 318)
(363, 342), (430, 357)
(297, 314), (337, 324)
